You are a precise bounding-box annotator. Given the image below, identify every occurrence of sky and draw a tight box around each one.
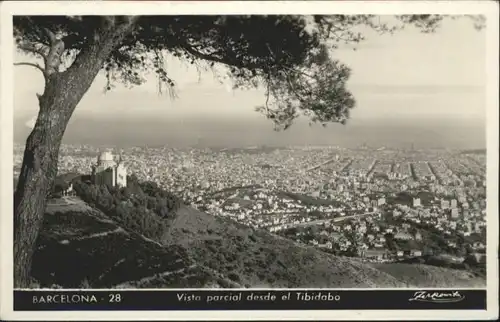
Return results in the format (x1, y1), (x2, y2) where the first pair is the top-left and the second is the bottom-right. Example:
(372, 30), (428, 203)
(13, 16), (487, 148)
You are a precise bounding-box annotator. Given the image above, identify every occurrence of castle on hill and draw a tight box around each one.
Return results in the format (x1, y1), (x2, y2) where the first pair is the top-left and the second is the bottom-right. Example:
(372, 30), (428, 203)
(91, 150), (127, 188)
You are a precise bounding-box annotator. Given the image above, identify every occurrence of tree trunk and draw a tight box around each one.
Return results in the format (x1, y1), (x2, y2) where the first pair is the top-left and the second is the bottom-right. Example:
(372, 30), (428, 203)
(13, 76), (74, 287)
(13, 70), (103, 287)
(13, 19), (138, 288)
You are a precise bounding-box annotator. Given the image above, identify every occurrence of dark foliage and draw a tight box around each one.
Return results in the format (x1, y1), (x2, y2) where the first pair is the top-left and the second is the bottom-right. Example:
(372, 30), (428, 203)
(72, 177), (182, 241)
(278, 191), (343, 207)
(52, 172), (81, 194)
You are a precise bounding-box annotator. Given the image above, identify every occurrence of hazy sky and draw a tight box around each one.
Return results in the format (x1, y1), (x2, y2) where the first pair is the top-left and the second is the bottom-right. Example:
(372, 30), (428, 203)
(13, 16), (487, 148)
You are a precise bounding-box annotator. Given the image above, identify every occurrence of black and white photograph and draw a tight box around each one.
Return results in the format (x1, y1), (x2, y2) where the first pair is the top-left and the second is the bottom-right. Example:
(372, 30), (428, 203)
(1, 0), (498, 320)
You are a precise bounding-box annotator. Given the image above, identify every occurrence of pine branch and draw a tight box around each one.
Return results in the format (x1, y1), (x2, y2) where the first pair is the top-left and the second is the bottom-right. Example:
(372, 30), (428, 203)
(42, 27), (65, 78)
(18, 43), (47, 59)
(42, 27), (58, 45)
(182, 45), (257, 70)
(14, 62), (46, 75)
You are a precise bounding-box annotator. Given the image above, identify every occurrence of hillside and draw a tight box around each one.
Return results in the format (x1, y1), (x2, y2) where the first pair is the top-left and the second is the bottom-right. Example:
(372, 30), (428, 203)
(161, 206), (403, 287)
(373, 263), (483, 288)
(32, 195), (486, 289)
(161, 205), (486, 288)
(32, 197), (240, 288)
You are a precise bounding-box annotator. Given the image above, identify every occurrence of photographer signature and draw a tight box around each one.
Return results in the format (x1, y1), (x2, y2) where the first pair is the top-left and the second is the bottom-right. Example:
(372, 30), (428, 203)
(409, 291), (465, 303)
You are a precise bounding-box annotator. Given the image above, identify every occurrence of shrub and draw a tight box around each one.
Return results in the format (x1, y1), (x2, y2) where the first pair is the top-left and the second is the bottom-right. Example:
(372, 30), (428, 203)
(227, 273), (241, 282)
(73, 179), (181, 242)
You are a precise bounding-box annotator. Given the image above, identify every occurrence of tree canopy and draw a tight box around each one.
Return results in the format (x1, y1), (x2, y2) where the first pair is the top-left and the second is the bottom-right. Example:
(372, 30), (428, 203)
(13, 14), (485, 130)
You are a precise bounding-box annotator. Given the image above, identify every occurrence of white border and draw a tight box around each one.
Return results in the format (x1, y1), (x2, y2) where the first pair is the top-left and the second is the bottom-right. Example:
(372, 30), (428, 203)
(1, 1), (498, 321)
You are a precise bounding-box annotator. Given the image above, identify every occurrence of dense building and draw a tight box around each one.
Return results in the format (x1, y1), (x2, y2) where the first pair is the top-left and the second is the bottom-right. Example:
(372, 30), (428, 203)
(17, 142), (485, 263)
(91, 150), (127, 188)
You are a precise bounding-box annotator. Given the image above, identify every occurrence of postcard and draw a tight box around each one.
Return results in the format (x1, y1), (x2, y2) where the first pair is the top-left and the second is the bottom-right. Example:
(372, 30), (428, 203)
(0, 1), (498, 320)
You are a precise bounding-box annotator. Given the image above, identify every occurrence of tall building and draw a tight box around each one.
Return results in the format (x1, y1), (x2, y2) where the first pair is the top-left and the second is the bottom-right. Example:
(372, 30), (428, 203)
(91, 150), (127, 188)
(413, 197), (421, 207)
